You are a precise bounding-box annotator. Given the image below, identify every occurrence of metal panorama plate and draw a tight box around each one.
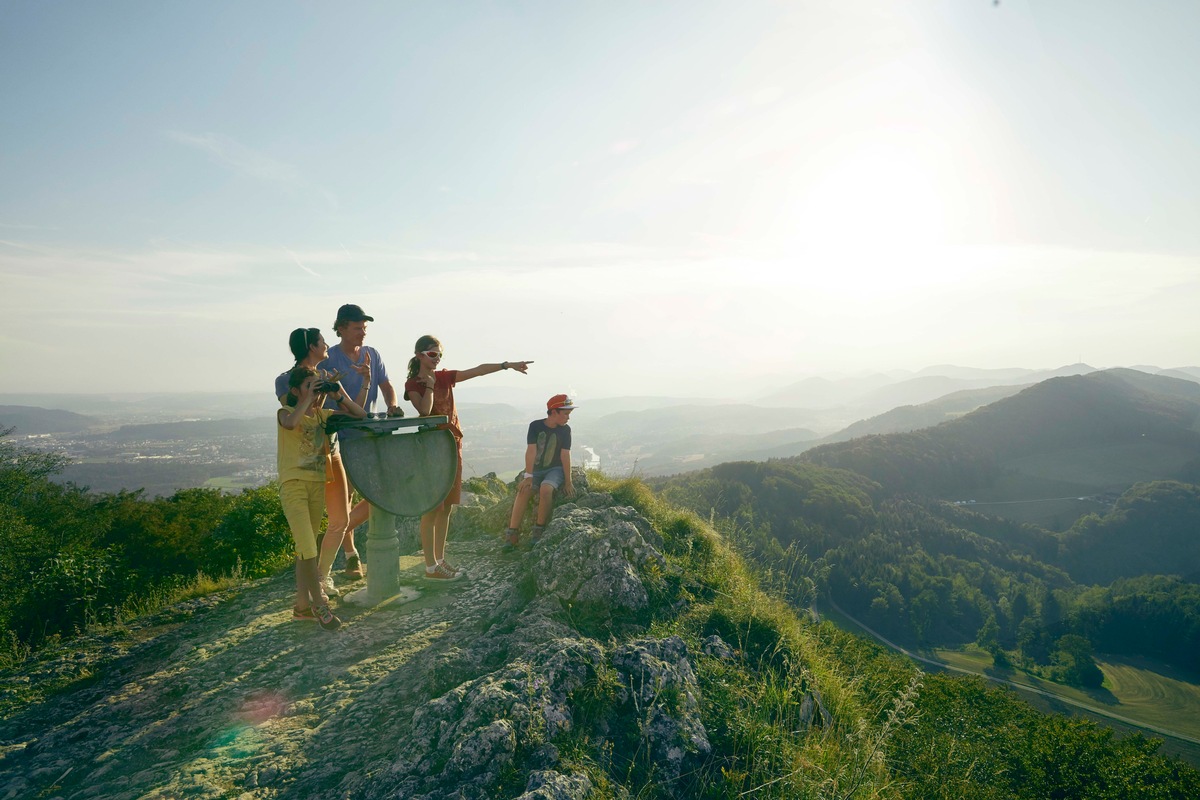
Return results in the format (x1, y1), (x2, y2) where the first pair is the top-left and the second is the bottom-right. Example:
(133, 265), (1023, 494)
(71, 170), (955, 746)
(339, 428), (458, 517)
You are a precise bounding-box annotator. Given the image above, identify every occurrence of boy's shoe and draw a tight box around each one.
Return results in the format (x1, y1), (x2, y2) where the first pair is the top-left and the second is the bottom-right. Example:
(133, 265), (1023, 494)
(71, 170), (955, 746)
(293, 606), (318, 622)
(424, 563), (461, 582)
(530, 524), (546, 545)
(321, 576), (340, 599)
(313, 604), (342, 631)
(343, 553), (365, 579)
(501, 528), (520, 551)
(441, 560), (461, 576)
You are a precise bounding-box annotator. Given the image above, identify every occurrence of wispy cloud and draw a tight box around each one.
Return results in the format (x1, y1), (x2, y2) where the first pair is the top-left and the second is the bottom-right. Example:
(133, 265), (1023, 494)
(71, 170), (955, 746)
(166, 130), (338, 211)
(167, 131), (301, 184)
(286, 248), (320, 278)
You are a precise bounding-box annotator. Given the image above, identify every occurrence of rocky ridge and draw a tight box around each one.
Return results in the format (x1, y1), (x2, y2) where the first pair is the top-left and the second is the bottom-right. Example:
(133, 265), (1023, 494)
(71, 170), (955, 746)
(0, 474), (829, 799)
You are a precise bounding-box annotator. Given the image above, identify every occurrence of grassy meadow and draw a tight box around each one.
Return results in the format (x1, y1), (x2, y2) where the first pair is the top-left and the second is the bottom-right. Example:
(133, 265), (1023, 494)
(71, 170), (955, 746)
(933, 647), (1200, 743)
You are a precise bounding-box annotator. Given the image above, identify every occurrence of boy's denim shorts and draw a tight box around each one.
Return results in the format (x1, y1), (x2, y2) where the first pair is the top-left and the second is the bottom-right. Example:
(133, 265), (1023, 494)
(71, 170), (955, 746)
(532, 465), (565, 490)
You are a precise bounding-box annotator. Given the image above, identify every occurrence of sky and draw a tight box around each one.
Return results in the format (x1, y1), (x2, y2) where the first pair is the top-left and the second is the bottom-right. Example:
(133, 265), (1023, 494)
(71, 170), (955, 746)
(2, 0), (1198, 405)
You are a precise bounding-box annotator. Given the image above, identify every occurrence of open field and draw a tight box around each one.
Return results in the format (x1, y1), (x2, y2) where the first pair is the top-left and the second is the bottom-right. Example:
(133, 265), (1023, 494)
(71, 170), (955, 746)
(202, 475), (266, 492)
(931, 647), (1200, 765)
(934, 647), (1200, 739)
(818, 601), (1200, 765)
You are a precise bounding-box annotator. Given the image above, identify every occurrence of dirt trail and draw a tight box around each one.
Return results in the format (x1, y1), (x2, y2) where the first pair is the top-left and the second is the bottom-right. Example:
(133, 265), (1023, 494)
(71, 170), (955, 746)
(1, 536), (524, 799)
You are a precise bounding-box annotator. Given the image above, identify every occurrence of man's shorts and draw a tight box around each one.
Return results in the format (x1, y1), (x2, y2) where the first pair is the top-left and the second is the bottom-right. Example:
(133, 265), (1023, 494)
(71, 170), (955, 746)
(532, 466), (565, 491)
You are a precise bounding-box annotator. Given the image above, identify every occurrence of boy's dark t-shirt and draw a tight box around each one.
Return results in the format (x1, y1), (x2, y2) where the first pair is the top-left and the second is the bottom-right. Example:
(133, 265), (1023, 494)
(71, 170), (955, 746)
(528, 419), (571, 471)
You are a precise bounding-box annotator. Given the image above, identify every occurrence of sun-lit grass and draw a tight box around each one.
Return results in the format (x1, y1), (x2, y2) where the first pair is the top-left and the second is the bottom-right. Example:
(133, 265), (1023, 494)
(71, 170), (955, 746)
(586, 472), (914, 798)
(1095, 657), (1200, 738)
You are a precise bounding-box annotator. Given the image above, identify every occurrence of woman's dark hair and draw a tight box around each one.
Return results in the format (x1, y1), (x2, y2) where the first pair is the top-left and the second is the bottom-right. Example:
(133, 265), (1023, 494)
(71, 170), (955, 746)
(288, 328), (322, 364)
(283, 365), (318, 407)
(407, 335), (443, 380)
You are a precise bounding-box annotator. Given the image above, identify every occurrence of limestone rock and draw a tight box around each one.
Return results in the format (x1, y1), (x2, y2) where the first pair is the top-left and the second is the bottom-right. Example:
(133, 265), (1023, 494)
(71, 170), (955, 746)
(611, 636), (711, 786)
(529, 505), (667, 620)
(516, 769), (593, 799)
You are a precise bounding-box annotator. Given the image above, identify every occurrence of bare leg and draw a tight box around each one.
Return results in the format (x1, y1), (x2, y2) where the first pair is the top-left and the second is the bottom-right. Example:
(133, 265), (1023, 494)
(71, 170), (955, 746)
(319, 477), (349, 580)
(420, 510), (438, 568)
(536, 484), (555, 525)
(433, 506), (453, 564)
(508, 483), (533, 529)
(345, 499), (370, 556)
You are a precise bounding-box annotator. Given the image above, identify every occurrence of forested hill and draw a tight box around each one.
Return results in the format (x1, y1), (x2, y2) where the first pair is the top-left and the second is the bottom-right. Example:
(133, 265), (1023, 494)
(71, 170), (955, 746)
(801, 369), (1200, 498)
(101, 417), (275, 441)
(654, 368), (1200, 710)
(0, 405), (94, 435)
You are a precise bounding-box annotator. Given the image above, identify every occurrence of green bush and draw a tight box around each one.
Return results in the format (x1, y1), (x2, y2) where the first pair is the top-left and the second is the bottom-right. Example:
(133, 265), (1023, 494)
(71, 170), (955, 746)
(0, 430), (294, 655)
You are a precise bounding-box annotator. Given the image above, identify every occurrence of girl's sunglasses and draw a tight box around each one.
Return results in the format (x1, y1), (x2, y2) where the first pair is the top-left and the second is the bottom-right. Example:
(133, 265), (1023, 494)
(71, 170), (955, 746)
(422, 350), (443, 360)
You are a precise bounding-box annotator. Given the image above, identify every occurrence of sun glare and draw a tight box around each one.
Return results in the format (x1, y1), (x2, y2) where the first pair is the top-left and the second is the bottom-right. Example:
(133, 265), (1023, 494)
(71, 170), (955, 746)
(793, 142), (947, 251)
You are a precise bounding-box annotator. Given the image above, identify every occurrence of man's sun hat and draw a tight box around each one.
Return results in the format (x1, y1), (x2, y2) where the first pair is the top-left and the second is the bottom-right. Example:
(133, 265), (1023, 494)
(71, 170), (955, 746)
(547, 394), (578, 411)
(336, 303), (374, 322)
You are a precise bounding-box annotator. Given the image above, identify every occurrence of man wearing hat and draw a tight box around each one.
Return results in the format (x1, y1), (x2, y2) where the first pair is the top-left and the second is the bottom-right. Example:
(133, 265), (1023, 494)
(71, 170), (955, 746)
(319, 303), (403, 579)
(502, 394), (577, 550)
(324, 303), (402, 416)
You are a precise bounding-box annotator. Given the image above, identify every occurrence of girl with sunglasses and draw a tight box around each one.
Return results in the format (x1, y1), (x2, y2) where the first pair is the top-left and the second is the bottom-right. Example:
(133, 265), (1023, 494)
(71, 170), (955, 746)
(277, 328), (371, 600)
(405, 334), (531, 580)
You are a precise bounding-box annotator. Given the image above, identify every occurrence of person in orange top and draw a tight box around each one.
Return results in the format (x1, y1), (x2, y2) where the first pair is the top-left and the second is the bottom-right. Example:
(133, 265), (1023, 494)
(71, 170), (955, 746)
(404, 334), (531, 581)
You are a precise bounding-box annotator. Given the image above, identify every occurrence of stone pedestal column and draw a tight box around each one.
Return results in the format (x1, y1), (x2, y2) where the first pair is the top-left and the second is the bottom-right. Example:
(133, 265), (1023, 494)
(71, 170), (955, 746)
(343, 503), (401, 607)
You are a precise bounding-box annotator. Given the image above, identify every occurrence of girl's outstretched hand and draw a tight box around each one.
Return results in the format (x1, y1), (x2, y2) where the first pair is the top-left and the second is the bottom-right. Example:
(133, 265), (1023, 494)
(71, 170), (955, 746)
(508, 360), (533, 374)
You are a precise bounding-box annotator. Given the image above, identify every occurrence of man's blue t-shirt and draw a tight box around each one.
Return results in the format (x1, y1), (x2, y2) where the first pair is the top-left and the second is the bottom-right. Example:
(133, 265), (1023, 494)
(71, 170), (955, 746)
(272, 345), (391, 413)
(322, 345), (390, 412)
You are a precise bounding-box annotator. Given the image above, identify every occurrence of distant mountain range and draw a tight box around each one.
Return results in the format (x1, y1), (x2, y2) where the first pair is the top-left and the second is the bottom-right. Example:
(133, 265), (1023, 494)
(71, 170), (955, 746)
(802, 369), (1200, 528)
(756, 363), (1200, 416)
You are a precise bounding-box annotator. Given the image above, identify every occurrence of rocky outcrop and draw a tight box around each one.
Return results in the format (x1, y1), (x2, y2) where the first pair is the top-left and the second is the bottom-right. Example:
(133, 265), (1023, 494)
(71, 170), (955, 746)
(0, 475), (721, 800)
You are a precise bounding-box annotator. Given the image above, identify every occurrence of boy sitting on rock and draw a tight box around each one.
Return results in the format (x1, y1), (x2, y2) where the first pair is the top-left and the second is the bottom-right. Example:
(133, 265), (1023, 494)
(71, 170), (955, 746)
(502, 394), (577, 549)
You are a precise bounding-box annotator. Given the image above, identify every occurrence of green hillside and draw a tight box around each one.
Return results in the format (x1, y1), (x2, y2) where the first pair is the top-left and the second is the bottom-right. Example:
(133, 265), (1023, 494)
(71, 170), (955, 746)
(655, 375), (1200, 680)
(802, 370), (1200, 528)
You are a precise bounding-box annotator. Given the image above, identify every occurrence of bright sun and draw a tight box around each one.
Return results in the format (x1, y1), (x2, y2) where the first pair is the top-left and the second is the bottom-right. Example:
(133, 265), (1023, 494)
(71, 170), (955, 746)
(794, 142), (948, 250)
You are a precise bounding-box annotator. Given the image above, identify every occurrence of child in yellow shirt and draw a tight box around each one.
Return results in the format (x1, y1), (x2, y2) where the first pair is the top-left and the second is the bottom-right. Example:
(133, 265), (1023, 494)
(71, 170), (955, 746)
(278, 365), (366, 630)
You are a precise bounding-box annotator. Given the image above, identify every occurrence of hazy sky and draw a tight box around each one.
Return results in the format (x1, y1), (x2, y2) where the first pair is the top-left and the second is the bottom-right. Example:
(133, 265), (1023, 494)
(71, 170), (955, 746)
(2, 1), (1198, 404)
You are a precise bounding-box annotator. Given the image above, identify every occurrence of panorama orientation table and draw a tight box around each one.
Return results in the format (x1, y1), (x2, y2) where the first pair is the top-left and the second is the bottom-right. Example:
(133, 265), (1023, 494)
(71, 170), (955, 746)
(326, 413), (457, 607)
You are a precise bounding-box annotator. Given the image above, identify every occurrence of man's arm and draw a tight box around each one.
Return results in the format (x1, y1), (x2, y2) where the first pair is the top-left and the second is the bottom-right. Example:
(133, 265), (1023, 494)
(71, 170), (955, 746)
(561, 449), (574, 496)
(380, 379), (400, 414)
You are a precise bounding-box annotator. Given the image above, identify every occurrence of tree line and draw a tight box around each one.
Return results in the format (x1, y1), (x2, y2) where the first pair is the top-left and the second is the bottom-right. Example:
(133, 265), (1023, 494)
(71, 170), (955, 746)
(0, 428), (292, 659)
(655, 459), (1200, 687)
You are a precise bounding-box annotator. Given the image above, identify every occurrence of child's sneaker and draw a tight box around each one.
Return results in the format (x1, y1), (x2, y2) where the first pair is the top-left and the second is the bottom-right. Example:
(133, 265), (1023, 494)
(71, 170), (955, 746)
(501, 528), (520, 551)
(293, 606), (318, 622)
(424, 563), (461, 582)
(321, 576), (340, 598)
(343, 553), (365, 579)
(530, 524), (546, 545)
(313, 604), (342, 631)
